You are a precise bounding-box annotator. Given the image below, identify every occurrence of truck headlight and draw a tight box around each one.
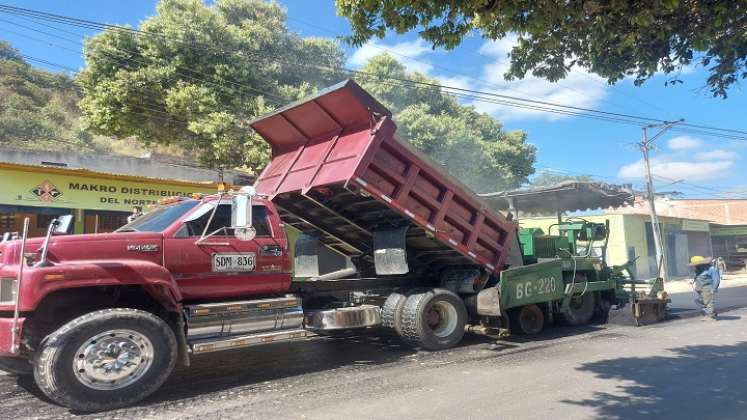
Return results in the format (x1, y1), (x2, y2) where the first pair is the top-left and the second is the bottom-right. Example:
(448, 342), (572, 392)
(0, 277), (17, 304)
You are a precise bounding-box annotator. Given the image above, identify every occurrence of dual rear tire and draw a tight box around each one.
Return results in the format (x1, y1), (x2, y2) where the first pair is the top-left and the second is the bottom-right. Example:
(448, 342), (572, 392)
(384, 289), (467, 350)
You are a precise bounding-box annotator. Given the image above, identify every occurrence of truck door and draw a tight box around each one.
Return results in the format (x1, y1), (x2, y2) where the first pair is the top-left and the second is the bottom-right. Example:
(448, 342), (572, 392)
(163, 201), (289, 300)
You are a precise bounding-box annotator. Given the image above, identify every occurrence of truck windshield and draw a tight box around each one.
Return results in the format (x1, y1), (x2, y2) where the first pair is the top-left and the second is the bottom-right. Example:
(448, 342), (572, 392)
(115, 200), (200, 233)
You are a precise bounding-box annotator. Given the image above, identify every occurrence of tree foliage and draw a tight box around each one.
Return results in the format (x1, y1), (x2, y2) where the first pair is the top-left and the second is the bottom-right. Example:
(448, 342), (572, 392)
(337, 0), (747, 97)
(78, 0), (535, 188)
(79, 0), (345, 169)
(0, 41), (92, 151)
(358, 54), (536, 193)
(530, 172), (594, 187)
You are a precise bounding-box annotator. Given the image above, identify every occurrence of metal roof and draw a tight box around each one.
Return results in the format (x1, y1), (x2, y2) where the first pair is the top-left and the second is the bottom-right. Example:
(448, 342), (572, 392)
(479, 181), (634, 215)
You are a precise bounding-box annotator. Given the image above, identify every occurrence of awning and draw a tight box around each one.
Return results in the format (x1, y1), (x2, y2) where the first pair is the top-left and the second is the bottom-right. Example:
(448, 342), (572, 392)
(479, 181), (634, 215)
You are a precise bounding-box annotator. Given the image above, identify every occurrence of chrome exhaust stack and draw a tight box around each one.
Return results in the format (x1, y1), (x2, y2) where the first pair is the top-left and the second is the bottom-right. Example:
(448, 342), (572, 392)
(10, 217), (29, 354)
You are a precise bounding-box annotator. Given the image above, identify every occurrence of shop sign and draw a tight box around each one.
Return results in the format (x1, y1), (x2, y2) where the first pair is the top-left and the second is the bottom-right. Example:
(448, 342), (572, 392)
(711, 226), (747, 236)
(0, 167), (215, 212)
(681, 220), (710, 232)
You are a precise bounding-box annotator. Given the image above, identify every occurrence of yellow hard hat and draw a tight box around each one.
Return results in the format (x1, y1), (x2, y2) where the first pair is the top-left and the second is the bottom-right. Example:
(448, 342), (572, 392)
(688, 255), (712, 266)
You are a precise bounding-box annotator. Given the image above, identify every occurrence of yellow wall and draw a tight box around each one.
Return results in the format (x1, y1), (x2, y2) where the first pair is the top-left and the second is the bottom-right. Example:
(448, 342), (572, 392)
(0, 165), (217, 213)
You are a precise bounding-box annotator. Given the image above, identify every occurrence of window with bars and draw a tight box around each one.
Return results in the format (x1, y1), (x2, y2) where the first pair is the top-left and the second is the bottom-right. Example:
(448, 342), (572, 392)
(98, 214), (128, 231)
(0, 213), (14, 229)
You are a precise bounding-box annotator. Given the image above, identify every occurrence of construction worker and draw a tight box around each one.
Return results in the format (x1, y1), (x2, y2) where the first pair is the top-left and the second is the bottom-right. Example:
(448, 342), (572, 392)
(689, 256), (720, 321)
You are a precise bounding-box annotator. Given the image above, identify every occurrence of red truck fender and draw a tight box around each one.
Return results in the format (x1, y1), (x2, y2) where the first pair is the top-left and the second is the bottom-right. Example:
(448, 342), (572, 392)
(21, 259), (183, 312)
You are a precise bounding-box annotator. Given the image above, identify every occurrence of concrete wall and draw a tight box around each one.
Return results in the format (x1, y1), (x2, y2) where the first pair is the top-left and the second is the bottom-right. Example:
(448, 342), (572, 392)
(0, 149), (253, 185)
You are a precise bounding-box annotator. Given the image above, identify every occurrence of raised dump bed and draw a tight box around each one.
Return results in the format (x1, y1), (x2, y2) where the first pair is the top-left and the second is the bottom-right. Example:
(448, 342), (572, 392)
(251, 80), (515, 278)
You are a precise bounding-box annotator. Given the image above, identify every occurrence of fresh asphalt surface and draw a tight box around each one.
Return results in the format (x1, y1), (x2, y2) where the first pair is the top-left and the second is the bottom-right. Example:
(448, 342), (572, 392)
(2, 287), (746, 419)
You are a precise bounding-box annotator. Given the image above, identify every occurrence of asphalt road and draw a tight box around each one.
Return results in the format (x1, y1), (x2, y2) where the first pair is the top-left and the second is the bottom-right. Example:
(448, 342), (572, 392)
(3, 304), (747, 419)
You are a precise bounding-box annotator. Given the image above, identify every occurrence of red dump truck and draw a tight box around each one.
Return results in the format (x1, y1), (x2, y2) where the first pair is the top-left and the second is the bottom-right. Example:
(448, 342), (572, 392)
(0, 80), (613, 411)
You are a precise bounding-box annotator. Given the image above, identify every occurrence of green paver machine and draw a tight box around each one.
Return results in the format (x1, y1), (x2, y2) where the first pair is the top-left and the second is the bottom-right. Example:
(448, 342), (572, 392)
(479, 181), (669, 334)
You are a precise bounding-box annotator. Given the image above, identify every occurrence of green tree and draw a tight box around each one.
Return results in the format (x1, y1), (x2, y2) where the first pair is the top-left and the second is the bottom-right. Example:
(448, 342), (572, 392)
(0, 40), (92, 151)
(358, 54), (535, 193)
(337, 0), (747, 98)
(530, 172), (594, 187)
(79, 0), (345, 169)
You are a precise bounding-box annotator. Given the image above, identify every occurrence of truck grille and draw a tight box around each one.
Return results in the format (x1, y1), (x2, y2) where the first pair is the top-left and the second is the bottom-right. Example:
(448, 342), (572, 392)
(0, 278), (17, 304)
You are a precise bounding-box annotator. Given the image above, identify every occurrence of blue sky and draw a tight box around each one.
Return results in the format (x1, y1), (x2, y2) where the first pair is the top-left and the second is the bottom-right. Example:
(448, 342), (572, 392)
(1, 0), (746, 197)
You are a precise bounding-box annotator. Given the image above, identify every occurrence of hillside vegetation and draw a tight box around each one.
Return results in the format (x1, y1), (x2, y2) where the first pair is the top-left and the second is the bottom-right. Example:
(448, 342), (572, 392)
(0, 40), (192, 160)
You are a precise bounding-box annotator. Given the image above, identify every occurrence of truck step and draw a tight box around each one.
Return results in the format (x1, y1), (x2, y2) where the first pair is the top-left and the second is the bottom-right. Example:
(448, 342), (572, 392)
(185, 296), (300, 316)
(185, 296), (304, 340)
(190, 328), (308, 354)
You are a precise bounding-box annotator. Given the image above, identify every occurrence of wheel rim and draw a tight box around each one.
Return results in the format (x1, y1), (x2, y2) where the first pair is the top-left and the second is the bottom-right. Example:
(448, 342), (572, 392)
(426, 301), (459, 338)
(519, 306), (543, 334)
(73, 329), (154, 390)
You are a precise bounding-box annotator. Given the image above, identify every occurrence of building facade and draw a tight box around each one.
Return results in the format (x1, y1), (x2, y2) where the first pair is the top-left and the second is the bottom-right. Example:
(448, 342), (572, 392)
(0, 150), (252, 237)
(614, 196), (747, 270)
(519, 213), (712, 278)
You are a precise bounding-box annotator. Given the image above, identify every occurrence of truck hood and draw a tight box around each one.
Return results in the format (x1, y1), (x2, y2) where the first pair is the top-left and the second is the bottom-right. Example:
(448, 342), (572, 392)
(1, 232), (165, 267)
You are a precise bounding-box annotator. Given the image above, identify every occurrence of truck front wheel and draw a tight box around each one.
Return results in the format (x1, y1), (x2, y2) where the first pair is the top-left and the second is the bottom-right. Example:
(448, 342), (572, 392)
(399, 289), (467, 350)
(33, 308), (177, 412)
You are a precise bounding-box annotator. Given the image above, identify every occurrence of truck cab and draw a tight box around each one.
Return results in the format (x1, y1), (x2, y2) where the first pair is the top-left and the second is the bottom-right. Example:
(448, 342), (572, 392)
(0, 192), (291, 314)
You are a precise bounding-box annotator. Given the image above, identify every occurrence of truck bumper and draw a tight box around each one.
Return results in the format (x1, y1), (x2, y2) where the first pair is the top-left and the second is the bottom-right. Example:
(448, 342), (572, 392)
(0, 317), (25, 357)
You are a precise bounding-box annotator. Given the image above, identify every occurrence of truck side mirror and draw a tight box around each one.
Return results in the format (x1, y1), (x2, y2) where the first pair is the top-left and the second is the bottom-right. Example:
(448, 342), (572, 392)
(54, 214), (73, 235)
(232, 193), (256, 242)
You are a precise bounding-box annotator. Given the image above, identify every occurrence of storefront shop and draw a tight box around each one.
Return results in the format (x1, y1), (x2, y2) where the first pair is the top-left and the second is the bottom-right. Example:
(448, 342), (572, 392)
(711, 225), (747, 270)
(0, 162), (219, 237)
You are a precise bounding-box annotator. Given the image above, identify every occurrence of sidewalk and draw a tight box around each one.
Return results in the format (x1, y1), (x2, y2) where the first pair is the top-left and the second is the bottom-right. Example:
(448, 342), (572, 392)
(665, 272), (747, 318)
(664, 272), (747, 294)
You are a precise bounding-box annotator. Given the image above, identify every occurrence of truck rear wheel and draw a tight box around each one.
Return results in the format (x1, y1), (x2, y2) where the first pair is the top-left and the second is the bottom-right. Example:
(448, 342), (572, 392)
(381, 292), (407, 335)
(399, 289), (466, 350)
(33, 308), (176, 412)
(561, 293), (596, 326)
(511, 304), (545, 335)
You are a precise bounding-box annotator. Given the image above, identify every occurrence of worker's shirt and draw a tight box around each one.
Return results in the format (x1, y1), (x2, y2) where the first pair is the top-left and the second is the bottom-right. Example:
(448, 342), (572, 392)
(695, 266), (720, 291)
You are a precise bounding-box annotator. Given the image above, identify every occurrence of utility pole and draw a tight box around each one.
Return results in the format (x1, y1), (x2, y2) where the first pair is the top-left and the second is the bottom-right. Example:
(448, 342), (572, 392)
(638, 119), (683, 282)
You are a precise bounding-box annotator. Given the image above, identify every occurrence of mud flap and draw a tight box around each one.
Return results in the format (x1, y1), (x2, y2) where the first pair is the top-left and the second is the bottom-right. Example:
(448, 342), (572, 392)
(373, 226), (409, 275)
(294, 233), (320, 278)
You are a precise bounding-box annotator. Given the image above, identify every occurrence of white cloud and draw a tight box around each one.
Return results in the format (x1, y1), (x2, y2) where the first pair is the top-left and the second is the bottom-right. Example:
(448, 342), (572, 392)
(618, 157), (735, 182)
(696, 149), (737, 160)
(347, 34), (615, 122)
(668, 136), (703, 151)
(469, 36), (610, 121)
(347, 38), (434, 74)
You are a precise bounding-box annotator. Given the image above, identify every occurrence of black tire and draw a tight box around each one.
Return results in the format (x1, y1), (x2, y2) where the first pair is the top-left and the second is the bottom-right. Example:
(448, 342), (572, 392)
(399, 289), (467, 350)
(560, 292), (596, 326)
(511, 304), (545, 335)
(593, 296), (612, 324)
(33, 308), (177, 412)
(381, 292), (407, 336)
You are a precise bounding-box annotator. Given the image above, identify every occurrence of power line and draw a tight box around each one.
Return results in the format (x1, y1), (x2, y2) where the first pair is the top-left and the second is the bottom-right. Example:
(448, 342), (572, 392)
(3, 4), (746, 141)
(288, 15), (685, 120)
(2, 14), (653, 129)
